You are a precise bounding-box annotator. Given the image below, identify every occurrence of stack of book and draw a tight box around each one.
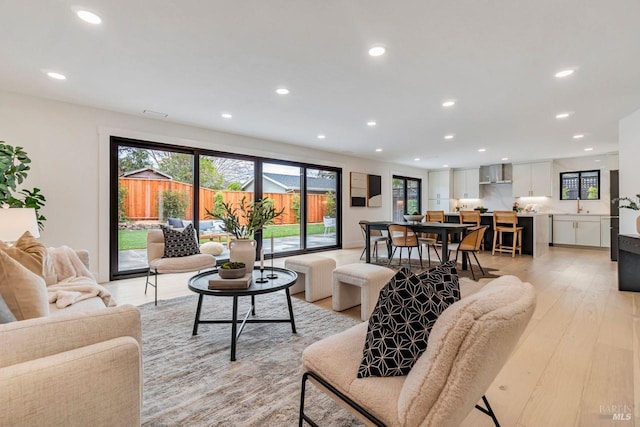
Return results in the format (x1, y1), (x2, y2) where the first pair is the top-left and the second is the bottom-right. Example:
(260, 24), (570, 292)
(208, 274), (252, 290)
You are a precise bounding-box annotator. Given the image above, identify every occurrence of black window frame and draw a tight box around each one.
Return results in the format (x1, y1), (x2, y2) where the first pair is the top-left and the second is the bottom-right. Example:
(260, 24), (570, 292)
(392, 175), (422, 220)
(110, 136), (342, 280)
(559, 169), (601, 200)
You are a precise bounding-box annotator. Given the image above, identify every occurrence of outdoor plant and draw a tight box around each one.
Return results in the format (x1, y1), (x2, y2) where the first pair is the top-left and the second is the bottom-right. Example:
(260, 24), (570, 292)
(161, 189), (188, 220)
(587, 186), (598, 200)
(291, 194), (301, 222)
(612, 194), (640, 211)
(325, 190), (336, 218)
(0, 141), (46, 229)
(118, 186), (129, 222)
(206, 196), (284, 239)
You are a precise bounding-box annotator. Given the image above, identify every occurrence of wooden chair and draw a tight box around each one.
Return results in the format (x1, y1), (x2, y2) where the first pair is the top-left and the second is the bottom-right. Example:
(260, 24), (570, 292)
(425, 210), (445, 223)
(492, 211), (523, 257)
(359, 220), (389, 263)
(387, 224), (422, 268)
(448, 226), (488, 280)
(459, 210), (484, 250)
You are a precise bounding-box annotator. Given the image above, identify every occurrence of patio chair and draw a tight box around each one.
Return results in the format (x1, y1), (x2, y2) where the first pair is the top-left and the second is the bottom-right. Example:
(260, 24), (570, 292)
(323, 216), (336, 235)
(145, 228), (216, 305)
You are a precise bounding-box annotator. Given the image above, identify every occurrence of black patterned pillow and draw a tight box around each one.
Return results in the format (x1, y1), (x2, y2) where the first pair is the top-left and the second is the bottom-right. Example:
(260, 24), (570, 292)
(358, 267), (452, 378)
(417, 260), (460, 305)
(162, 224), (200, 258)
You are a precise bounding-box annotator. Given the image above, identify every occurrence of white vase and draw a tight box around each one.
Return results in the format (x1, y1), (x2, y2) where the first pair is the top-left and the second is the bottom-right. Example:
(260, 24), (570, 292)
(229, 239), (256, 269)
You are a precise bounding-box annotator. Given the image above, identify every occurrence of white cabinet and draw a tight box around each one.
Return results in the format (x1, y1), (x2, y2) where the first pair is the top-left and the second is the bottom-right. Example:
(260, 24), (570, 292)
(453, 168), (479, 199)
(512, 162), (552, 197)
(552, 215), (601, 247)
(600, 217), (611, 248)
(428, 170), (451, 200)
(428, 170), (451, 212)
(427, 198), (451, 211)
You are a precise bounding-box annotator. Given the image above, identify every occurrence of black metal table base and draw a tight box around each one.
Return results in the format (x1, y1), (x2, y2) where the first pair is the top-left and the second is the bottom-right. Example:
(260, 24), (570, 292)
(192, 289), (297, 361)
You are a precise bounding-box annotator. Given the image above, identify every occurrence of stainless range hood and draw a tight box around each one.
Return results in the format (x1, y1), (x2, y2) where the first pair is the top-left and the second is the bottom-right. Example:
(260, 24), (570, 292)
(479, 163), (512, 184)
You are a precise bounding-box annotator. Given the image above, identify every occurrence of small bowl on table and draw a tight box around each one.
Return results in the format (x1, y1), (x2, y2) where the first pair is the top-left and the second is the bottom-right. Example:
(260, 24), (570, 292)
(218, 263), (247, 279)
(403, 214), (425, 223)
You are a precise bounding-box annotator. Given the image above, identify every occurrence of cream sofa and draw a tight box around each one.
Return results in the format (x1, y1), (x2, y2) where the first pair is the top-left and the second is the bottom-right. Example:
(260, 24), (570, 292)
(0, 248), (143, 426)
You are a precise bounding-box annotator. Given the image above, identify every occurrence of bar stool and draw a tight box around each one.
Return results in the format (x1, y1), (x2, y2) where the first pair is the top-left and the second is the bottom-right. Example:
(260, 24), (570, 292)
(492, 210), (523, 257)
(459, 210), (484, 250)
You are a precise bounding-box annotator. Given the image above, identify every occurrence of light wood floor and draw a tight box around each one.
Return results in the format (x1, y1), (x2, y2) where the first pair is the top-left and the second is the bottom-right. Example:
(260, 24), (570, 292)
(105, 246), (639, 426)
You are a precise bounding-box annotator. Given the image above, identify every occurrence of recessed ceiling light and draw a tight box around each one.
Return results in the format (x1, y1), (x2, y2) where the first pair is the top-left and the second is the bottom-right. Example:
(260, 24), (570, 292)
(414, 158), (420, 161)
(555, 69), (575, 78)
(76, 10), (102, 24)
(46, 71), (66, 80)
(443, 164), (449, 168)
(375, 148), (382, 152)
(573, 134), (585, 139)
(276, 88), (289, 95)
(367, 121), (377, 127)
(584, 147), (593, 151)
(478, 148), (487, 152)
(595, 159), (601, 162)
(221, 113), (232, 119)
(317, 134), (326, 140)
(368, 45), (386, 57)
(555, 112), (571, 119)
(444, 134), (454, 140)
(442, 100), (456, 108)
(501, 157), (509, 161)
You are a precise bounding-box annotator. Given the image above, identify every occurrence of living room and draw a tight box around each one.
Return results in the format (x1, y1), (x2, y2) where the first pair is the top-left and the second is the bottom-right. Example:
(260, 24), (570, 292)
(2, 1), (640, 426)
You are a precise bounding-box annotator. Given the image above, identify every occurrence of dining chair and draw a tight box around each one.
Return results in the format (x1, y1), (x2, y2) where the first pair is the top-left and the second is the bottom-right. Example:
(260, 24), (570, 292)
(459, 210), (484, 250)
(359, 220), (389, 263)
(492, 211), (523, 257)
(387, 224), (422, 268)
(447, 225), (488, 280)
(425, 210), (445, 223)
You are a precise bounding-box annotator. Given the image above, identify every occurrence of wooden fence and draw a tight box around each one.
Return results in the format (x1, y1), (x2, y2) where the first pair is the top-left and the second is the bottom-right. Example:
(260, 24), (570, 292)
(119, 178), (331, 224)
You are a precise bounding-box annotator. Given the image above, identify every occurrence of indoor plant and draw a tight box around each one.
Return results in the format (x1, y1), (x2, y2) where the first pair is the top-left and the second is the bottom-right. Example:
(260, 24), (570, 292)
(206, 196), (284, 267)
(612, 194), (640, 233)
(0, 142), (46, 229)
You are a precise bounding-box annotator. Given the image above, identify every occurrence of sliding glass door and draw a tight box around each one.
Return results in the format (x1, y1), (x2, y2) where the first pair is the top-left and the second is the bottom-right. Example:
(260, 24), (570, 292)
(111, 137), (342, 280)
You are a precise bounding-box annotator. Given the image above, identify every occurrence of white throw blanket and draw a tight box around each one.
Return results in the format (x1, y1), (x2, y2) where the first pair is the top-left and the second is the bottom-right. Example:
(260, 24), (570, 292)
(47, 246), (116, 308)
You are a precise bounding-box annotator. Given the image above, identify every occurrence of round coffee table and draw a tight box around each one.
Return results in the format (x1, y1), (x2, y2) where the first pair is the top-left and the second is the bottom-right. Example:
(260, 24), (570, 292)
(188, 267), (298, 361)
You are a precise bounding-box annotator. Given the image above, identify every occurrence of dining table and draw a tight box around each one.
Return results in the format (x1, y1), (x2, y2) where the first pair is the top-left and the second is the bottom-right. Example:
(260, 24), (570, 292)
(363, 221), (470, 264)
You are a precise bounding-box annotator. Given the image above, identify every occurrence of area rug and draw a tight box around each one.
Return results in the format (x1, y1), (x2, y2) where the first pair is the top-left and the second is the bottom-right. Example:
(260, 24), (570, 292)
(140, 293), (364, 426)
(139, 273), (496, 426)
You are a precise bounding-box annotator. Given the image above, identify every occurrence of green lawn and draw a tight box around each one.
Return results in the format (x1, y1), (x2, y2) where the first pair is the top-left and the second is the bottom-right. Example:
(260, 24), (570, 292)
(118, 223), (328, 251)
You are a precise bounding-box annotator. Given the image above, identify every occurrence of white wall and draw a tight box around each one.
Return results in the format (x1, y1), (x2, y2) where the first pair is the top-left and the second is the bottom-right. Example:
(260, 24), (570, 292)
(0, 90), (428, 282)
(619, 108), (640, 234)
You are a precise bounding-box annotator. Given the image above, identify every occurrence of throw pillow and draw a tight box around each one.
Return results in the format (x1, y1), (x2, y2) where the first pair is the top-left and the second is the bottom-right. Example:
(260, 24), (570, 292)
(358, 267), (451, 378)
(200, 241), (224, 256)
(417, 260), (460, 305)
(162, 223), (201, 258)
(1, 231), (57, 285)
(0, 250), (50, 320)
(0, 292), (17, 324)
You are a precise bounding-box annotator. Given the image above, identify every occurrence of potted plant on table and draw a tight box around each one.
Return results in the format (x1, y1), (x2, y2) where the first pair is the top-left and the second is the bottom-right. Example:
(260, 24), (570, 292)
(612, 194), (640, 234)
(205, 196), (284, 268)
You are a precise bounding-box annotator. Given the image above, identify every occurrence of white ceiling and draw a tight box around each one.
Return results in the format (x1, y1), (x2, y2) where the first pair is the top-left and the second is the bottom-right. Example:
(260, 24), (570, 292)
(1, 0), (638, 169)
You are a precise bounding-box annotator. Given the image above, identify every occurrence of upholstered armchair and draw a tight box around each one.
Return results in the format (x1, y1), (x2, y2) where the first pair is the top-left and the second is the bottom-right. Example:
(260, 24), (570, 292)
(299, 275), (536, 427)
(146, 228), (216, 305)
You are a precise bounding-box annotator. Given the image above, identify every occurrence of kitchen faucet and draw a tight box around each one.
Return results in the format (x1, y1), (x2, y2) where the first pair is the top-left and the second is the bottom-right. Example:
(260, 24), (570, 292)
(577, 197), (583, 213)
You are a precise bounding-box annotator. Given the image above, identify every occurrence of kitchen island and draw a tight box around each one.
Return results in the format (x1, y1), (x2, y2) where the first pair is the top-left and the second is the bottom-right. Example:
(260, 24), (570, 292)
(445, 212), (550, 258)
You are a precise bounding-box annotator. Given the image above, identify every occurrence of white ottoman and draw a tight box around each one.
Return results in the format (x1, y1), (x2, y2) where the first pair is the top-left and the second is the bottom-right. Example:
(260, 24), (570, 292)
(284, 254), (336, 302)
(332, 263), (396, 320)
